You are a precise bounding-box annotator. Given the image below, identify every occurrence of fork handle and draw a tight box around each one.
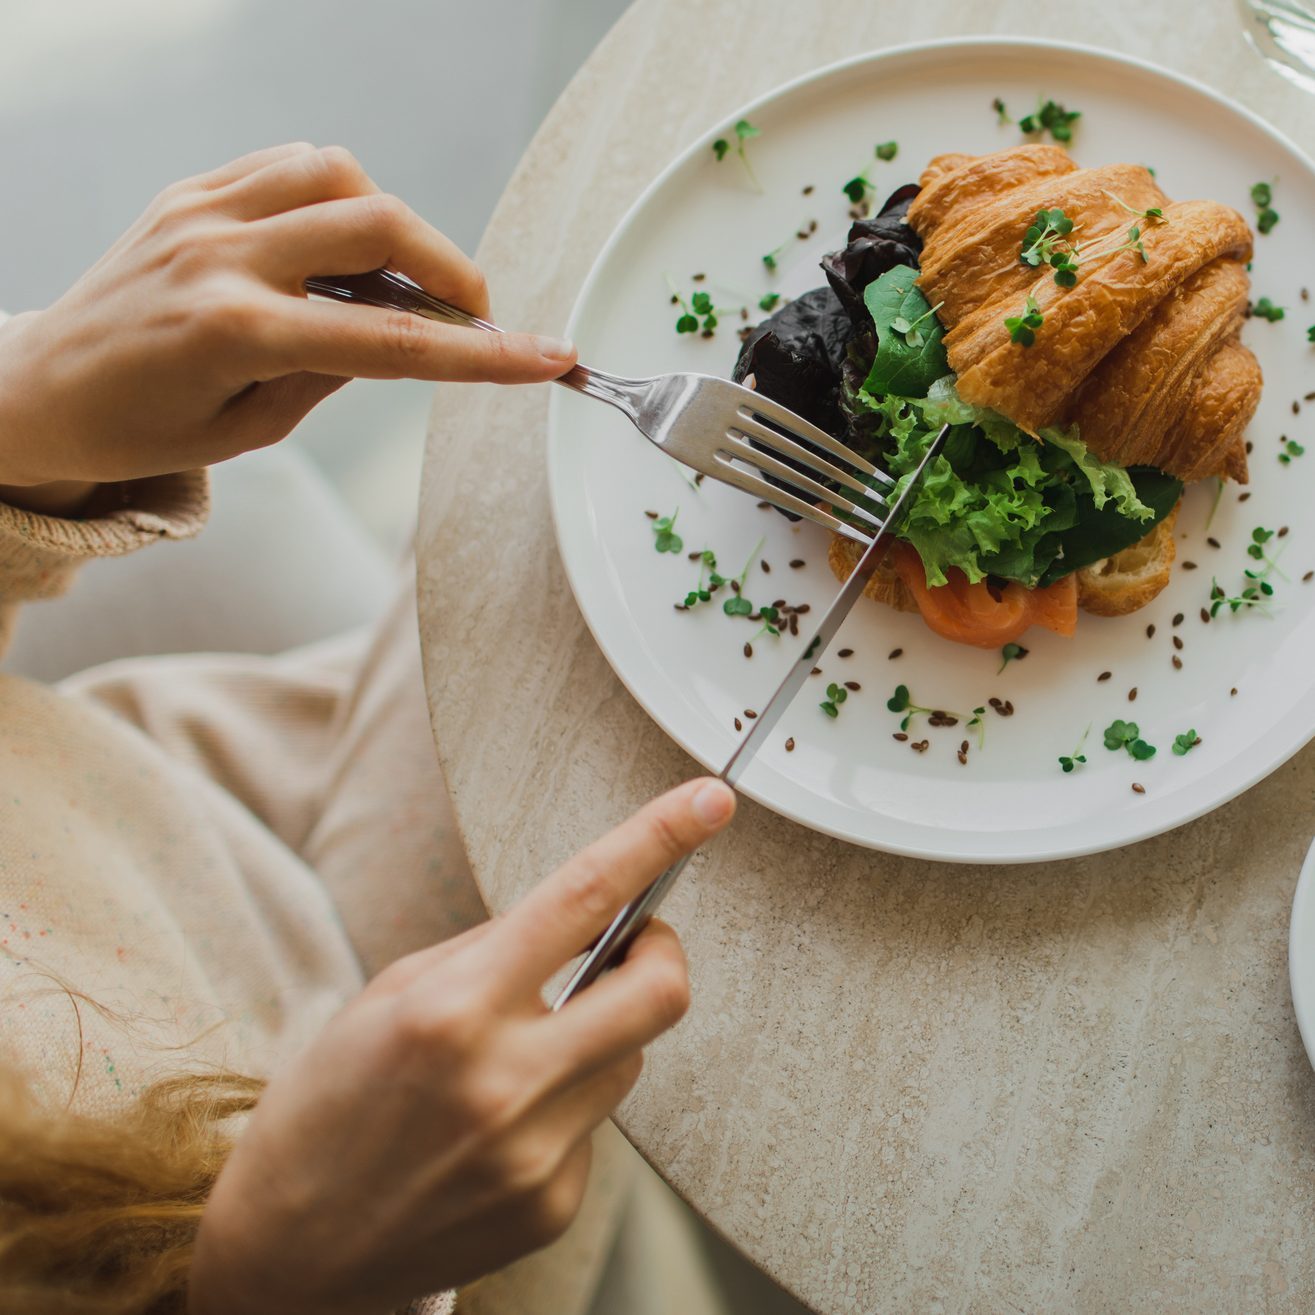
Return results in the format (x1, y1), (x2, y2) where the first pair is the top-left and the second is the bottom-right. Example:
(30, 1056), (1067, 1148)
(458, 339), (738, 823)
(304, 270), (647, 417)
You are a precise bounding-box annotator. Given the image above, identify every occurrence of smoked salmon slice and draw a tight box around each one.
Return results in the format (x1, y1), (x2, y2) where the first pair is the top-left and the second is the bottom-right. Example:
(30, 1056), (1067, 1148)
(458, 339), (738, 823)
(891, 543), (1077, 649)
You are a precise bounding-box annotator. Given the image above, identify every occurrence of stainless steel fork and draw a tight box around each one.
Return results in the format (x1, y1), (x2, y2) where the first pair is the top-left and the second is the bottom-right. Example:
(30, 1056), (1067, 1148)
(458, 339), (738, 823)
(304, 269), (893, 542)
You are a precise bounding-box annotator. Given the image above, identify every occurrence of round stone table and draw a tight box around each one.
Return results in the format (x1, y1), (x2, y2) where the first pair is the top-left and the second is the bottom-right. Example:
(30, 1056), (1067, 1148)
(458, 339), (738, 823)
(419, 3), (1315, 1309)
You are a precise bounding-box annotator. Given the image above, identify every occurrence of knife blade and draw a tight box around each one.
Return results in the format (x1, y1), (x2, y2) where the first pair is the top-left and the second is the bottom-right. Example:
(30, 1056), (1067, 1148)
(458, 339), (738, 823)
(552, 423), (948, 1009)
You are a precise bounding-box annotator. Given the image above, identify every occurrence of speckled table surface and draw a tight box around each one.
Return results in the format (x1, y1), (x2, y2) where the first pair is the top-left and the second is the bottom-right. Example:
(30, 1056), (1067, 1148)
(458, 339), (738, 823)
(418, 3), (1315, 1310)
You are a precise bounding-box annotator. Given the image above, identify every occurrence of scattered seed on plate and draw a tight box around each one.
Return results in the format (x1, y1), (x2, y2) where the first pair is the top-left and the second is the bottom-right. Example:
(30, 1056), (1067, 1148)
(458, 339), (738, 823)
(1098, 671), (1112, 682)
(1172, 655), (1183, 670)
(692, 272), (706, 282)
(1295, 401), (1302, 415)
(888, 647), (903, 659)
(1305, 288), (1311, 302)
(785, 737), (795, 752)
(1279, 525), (1290, 538)
(1132, 782), (1146, 795)
(838, 647), (853, 658)
(843, 681), (860, 691)
(1128, 687), (1139, 702)
(1306, 390), (1315, 401)
(1173, 635), (1184, 650)
(1172, 613), (1184, 627)
(810, 666), (822, 675)
(756, 501), (771, 510)
(644, 509), (659, 519)
(1182, 561), (1197, 570)
(772, 598), (786, 608)
(1239, 491), (1252, 502)
(911, 739), (929, 753)
(795, 604), (811, 614)
(957, 748), (968, 765)
(734, 717), (742, 731)
(1246, 440), (1254, 454)
(1207, 537), (1221, 549)
(1200, 607), (1211, 624)
(790, 558), (805, 568)
(789, 614), (799, 635)
(802, 184), (814, 195)
(1305, 570), (1314, 583)
(1231, 687), (1238, 696)
(744, 709), (757, 719)
(744, 642), (753, 658)
(1146, 624), (1156, 639)
(893, 732), (908, 742)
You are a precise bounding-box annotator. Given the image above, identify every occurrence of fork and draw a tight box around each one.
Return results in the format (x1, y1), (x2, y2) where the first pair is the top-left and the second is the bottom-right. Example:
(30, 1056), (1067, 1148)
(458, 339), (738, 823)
(304, 268), (893, 541)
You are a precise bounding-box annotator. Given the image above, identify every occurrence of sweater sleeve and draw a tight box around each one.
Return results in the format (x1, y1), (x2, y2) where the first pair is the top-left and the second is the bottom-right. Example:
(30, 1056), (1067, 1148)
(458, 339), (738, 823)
(0, 472), (210, 656)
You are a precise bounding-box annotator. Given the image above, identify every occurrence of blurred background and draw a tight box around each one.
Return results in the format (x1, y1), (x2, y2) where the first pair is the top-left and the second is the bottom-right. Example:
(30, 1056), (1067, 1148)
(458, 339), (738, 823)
(2, 0), (631, 555)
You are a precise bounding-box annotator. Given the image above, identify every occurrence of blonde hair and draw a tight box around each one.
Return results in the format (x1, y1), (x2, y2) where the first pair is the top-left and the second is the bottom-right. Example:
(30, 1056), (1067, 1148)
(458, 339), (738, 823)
(0, 1064), (263, 1314)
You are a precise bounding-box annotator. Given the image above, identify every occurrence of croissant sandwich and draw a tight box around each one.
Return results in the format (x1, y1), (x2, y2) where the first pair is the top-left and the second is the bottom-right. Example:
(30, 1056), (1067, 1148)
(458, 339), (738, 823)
(733, 144), (1261, 648)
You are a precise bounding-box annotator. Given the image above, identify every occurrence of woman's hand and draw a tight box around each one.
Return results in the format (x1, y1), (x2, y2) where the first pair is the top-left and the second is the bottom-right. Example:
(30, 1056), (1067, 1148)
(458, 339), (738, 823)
(188, 777), (736, 1315)
(0, 142), (575, 504)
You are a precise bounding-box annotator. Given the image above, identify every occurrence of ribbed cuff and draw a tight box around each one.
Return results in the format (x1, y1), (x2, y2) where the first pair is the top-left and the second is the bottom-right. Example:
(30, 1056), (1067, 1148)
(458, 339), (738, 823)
(0, 468), (210, 604)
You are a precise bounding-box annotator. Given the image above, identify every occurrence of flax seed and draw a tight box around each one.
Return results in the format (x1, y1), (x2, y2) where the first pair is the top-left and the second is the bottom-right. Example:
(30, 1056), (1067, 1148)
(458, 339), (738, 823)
(893, 732), (908, 742)
(744, 709), (757, 719)
(888, 647), (903, 659)
(790, 558), (805, 568)
(1182, 561), (1198, 570)
(1173, 635), (1183, 650)
(1128, 687), (1138, 702)
(1098, 671), (1112, 682)
(1239, 491), (1252, 502)
(1172, 613), (1184, 627)
(1172, 655), (1183, 670)
(844, 681), (860, 691)
(1132, 783), (1146, 794)
(734, 717), (742, 731)
(744, 642), (753, 658)
(785, 737), (796, 752)
(1207, 537), (1221, 549)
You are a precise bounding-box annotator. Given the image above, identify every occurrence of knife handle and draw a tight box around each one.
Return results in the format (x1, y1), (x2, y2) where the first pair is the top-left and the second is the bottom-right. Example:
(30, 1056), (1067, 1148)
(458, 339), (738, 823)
(551, 851), (694, 1010)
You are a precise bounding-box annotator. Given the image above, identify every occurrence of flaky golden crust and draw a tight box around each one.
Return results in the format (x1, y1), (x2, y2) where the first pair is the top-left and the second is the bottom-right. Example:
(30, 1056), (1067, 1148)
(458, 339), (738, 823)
(905, 146), (1258, 480)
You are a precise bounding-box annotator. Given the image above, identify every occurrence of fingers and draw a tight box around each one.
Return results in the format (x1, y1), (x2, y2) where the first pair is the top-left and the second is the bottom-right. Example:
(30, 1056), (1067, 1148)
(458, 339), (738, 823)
(262, 298), (576, 384)
(247, 193), (489, 316)
(193, 142), (317, 192)
(544, 919), (690, 1077)
(493, 778), (735, 992)
(211, 372), (350, 456)
(218, 145), (380, 221)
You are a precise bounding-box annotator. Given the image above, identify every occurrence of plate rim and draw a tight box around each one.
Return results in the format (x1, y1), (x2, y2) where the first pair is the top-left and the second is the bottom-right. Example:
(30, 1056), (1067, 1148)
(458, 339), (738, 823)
(1290, 835), (1315, 1072)
(546, 34), (1315, 864)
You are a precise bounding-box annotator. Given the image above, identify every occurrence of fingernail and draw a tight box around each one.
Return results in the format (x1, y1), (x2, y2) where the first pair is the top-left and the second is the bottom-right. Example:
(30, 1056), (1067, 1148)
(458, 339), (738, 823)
(533, 335), (575, 361)
(691, 780), (735, 828)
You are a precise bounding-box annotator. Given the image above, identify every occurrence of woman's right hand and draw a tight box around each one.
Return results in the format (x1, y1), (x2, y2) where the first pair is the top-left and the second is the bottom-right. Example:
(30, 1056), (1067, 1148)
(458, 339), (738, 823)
(188, 777), (736, 1315)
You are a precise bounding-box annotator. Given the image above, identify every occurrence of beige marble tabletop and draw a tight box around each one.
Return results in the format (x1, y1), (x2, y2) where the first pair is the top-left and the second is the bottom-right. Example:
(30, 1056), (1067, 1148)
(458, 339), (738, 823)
(418, 2), (1315, 1310)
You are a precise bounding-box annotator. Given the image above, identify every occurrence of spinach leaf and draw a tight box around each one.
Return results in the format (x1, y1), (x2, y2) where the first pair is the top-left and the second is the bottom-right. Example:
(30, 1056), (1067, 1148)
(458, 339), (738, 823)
(861, 266), (948, 399)
(1036, 469), (1182, 587)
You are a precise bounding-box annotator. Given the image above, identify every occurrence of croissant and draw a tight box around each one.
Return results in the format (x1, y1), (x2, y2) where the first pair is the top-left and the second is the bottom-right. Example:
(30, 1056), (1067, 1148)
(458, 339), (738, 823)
(905, 144), (1260, 484)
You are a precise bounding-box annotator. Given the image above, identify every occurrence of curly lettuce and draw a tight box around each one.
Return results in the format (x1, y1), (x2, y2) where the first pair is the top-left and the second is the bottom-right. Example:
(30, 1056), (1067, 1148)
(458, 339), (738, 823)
(851, 376), (1180, 588)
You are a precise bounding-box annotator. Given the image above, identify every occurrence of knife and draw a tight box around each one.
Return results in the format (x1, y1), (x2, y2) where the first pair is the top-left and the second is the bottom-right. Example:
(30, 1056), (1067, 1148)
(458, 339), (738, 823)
(551, 423), (949, 1009)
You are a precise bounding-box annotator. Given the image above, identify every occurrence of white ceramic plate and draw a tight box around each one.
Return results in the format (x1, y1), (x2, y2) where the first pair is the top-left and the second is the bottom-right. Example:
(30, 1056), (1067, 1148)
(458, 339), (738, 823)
(547, 37), (1315, 863)
(1290, 836), (1315, 1070)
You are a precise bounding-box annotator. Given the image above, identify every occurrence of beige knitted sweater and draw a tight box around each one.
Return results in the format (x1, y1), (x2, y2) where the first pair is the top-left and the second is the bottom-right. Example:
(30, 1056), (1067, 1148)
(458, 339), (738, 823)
(0, 466), (469, 1311)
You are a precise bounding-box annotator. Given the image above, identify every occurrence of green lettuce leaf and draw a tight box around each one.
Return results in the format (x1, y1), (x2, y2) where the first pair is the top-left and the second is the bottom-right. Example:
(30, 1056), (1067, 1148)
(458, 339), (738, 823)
(850, 378), (1177, 588)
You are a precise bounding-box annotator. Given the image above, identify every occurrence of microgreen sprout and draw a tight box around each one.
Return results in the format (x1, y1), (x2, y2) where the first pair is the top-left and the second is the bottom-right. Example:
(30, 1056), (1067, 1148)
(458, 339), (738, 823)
(721, 539), (765, 616)
(1251, 297), (1285, 322)
(1104, 191), (1165, 223)
(820, 681), (848, 719)
(752, 605), (781, 640)
(1171, 729), (1202, 756)
(889, 299), (945, 349)
(1103, 719), (1156, 760)
(1307, 324), (1315, 343)
(1280, 439), (1305, 465)
(1058, 724), (1091, 773)
(887, 685), (987, 749)
(1205, 476), (1225, 531)
(998, 642), (1029, 673)
(666, 276), (742, 336)
(1018, 98), (1081, 143)
(652, 510), (682, 554)
(992, 96), (1011, 124)
(841, 141), (900, 204)
(1005, 294), (1044, 346)
(758, 292), (781, 312)
(1250, 179), (1279, 234)
(681, 549), (724, 608)
(711, 119), (761, 188)
(1209, 526), (1285, 616)
(762, 222), (816, 270)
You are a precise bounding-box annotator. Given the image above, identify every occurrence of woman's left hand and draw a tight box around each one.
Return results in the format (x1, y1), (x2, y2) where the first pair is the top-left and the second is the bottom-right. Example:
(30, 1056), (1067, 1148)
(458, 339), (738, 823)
(0, 143), (576, 505)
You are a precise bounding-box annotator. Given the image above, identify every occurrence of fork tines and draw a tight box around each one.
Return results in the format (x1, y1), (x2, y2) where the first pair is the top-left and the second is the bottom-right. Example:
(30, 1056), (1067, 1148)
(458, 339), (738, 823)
(718, 393), (893, 543)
